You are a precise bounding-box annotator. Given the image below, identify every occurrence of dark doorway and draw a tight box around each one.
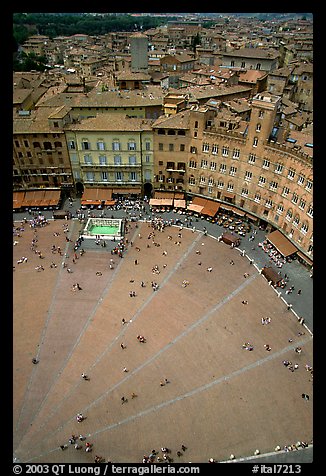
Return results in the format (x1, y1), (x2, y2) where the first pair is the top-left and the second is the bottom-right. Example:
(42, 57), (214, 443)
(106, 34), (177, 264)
(143, 182), (153, 198)
(76, 181), (84, 197)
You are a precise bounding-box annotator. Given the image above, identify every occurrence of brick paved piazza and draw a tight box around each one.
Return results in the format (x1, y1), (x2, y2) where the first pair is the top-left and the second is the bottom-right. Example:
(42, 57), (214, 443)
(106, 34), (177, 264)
(13, 217), (313, 463)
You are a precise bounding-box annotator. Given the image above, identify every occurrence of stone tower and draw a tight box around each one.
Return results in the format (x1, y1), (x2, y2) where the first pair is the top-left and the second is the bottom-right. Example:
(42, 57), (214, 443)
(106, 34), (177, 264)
(130, 32), (148, 73)
(246, 92), (281, 148)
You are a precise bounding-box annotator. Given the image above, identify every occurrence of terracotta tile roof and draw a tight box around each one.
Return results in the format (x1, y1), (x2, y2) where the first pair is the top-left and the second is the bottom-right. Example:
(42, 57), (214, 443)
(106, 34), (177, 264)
(36, 89), (163, 109)
(13, 89), (32, 105)
(13, 107), (67, 133)
(69, 114), (154, 132)
(115, 72), (152, 81)
(152, 109), (191, 129)
(223, 47), (279, 59)
(238, 70), (267, 83)
(223, 99), (251, 113)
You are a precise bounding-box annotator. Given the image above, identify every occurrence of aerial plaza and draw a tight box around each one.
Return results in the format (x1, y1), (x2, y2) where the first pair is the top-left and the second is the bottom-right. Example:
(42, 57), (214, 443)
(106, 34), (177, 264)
(13, 214), (312, 463)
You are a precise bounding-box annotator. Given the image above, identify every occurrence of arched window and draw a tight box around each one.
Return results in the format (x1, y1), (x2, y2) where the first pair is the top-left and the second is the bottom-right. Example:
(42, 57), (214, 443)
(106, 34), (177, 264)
(293, 214), (300, 227)
(300, 221), (309, 234)
(286, 208), (293, 221)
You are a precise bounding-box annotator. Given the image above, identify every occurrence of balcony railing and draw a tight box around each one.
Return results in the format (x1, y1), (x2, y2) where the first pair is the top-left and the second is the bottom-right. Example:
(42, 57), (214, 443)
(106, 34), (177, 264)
(166, 167), (186, 173)
(84, 179), (141, 186)
(80, 162), (140, 168)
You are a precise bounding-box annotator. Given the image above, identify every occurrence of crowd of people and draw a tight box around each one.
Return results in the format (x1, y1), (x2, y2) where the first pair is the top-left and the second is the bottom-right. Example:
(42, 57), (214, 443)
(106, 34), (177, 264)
(258, 240), (292, 268)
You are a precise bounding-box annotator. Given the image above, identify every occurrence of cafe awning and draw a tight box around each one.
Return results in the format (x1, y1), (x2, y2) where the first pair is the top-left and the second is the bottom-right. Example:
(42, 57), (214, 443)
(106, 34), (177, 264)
(30, 190), (43, 207)
(266, 230), (298, 257)
(296, 250), (313, 266)
(81, 188), (98, 204)
(97, 188), (112, 201)
(187, 203), (204, 213)
(13, 191), (25, 209)
(192, 196), (208, 207)
(161, 198), (173, 206)
(261, 266), (282, 285)
(219, 204), (233, 211)
(149, 198), (162, 206)
(149, 198), (173, 206)
(201, 200), (220, 217)
(46, 190), (61, 206)
(232, 207), (245, 216)
(154, 191), (175, 199)
(246, 213), (259, 222)
(39, 191), (50, 207)
(187, 196), (207, 213)
(22, 191), (37, 207)
(81, 188), (114, 205)
(174, 192), (185, 200)
(174, 199), (186, 208)
(15, 189), (61, 208)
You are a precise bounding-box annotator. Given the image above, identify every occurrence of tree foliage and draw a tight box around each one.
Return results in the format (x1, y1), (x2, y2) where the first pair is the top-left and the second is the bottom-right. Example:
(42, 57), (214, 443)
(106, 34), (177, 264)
(13, 13), (172, 43)
(191, 33), (201, 53)
(13, 51), (48, 72)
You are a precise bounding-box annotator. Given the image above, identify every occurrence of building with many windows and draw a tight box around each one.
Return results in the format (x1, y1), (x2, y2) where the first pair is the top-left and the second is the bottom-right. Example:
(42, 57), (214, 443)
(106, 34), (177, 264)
(221, 47), (279, 72)
(65, 114), (154, 197)
(35, 88), (164, 120)
(13, 106), (74, 191)
(152, 109), (192, 192)
(13, 88), (313, 264)
(152, 92), (313, 263)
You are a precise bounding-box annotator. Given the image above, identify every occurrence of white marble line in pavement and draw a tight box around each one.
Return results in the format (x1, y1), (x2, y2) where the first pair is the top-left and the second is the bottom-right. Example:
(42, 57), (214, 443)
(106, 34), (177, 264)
(14, 220), (80, 436)
(23, 269), (259, 461)
(27, 334), (312, 462)
(17, 229), (203, 456)
(15, 221), (127, 447)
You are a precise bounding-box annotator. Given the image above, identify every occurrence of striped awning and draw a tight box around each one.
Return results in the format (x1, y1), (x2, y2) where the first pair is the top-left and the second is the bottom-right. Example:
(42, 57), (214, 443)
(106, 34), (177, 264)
(13, 191), (25, 209)
(81, 188), (113, 205)
(19, 190), (61, 208)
